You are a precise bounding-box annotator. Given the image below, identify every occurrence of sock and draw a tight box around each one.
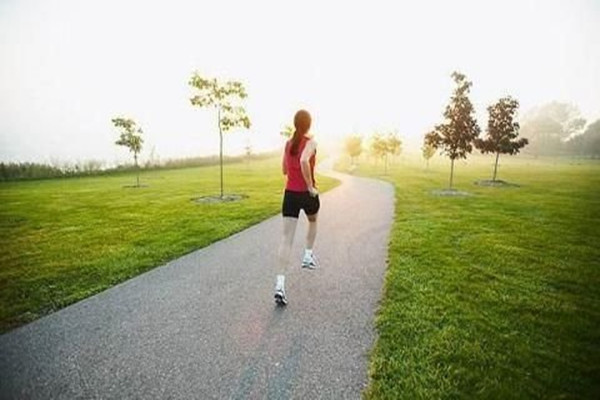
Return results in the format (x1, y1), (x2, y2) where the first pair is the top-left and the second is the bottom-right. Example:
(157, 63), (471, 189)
(304, 248), (313, 256)
(276, 274), (285, 291)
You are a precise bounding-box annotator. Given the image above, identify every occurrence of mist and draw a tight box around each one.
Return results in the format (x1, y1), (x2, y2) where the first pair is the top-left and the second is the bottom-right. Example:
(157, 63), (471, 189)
(1, 0), (599, 163)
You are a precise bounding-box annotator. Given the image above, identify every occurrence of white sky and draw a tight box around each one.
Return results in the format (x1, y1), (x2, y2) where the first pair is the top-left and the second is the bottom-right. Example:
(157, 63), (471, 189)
(1, 0), (599, 163)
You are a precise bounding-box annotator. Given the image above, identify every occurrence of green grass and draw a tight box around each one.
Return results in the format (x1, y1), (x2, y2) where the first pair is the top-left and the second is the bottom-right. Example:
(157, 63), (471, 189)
(0, 158), (339, 333)
(339, 155), (600, 399)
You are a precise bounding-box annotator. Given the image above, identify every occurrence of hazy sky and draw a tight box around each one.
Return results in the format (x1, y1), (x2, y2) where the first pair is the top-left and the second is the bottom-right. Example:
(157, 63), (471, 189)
(1, 0), (599, 163)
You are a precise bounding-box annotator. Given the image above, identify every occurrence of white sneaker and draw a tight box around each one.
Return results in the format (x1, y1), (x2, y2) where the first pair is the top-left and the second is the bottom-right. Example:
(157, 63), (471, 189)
(274, 288), (288, 305)
(275, 275), (288, 305)
(301, 251), (318, 269)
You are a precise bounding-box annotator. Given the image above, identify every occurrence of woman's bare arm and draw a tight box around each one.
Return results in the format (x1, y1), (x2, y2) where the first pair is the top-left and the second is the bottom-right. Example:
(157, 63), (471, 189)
(300, 140), (317, 194)
(282, 146), (287, 175)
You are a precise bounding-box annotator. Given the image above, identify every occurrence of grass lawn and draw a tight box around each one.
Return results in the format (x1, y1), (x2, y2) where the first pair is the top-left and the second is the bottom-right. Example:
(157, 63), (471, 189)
(0, 158), (339, 333)
(339, 155), (600, 399)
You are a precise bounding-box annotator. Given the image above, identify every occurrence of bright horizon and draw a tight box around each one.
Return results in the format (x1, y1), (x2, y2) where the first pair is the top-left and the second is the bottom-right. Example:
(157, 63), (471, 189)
(1, 0), (599, 164)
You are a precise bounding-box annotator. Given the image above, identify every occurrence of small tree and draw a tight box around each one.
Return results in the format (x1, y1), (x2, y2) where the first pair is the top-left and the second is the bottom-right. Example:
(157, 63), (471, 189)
(344, 135), (363, 166)
(422, 139), (436, 169)
(244, 138), (253, 168)
(281, 124), (294, 139)
(113, 117), (144, 187)
(189, 73), (251, 198)
(386, 132), (402, 161)
(475, 96), (528, 181)
(370, 134), (388, 173)
(425, 71), (481, 189)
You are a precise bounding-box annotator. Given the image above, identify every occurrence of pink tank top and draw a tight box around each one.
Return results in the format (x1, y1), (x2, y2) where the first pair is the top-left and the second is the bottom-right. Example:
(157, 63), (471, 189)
(285, 137), (316, 192)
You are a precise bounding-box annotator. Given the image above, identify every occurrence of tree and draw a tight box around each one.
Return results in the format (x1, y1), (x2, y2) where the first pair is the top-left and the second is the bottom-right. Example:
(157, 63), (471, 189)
(425, 71), (481, 189)
(386, 132), (402, 160)
(113, 117), (144, 187)
(244, 137), (253, 167)
(370, 133), (399, 174)
(189, 73), (251, 198)
(520, 102), (586, 156)
(344, 135), (363, 165)
(421, 138), (436, 169)
(568, 119), (600, 157)
(280, 124), (294, 138)
(370, 134), (387, 171)
(475, 97), (528, 181)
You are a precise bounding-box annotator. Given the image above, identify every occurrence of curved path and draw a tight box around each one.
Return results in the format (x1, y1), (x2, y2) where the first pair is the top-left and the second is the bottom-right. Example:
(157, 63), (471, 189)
(0, 164), (394, 399)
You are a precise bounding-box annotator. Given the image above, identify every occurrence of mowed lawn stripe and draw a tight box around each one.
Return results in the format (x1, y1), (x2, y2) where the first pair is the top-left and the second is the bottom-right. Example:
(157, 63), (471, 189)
(0, 158), (339, 332)
(345, 157), (600, 399)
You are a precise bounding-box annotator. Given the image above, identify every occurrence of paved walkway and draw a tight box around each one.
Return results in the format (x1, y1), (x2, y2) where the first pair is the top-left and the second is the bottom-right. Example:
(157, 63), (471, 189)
(0, 165), (395, 399)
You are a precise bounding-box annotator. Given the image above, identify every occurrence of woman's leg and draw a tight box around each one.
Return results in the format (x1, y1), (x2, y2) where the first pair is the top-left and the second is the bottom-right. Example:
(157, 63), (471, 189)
(275, 216), (298, 304)
(302, 212), (318, 268)
(302, 192), (320, 268)
(278, 216), (299, 272)
(306, 213), (318, 251)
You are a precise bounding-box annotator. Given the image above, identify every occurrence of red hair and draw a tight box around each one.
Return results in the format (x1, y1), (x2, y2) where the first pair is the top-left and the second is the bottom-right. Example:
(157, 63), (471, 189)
(290, 110), (311, 156)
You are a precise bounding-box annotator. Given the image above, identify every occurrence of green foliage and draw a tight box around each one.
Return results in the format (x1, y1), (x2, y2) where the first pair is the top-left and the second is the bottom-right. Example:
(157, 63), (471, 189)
(425, 71), (481, 188)
(188, 72), (251, 197)
(370, 133), (402, 158)
(425, 72), (481, 161)
(188, 73), (251, 133)
(113, 117), (143, 161)
(387, 132), (402, 156)
(113, 117), (144, 187)
(369, 132), (402, 174)
(280, 124), (294, 138)
(475, 97), (528, 180)
(0, 157), (340, 332)
(567, 119), (600, 157)
(370, 133), (388, 159)
(344, 135), (363, 163)
(421, 140), (436, 165)
(0, 154), (278, 182)
(521, 102), (586, 156)
(476, 97), (527, 156)
(345, 157), (600, 399)
(0, 162), (74, 181)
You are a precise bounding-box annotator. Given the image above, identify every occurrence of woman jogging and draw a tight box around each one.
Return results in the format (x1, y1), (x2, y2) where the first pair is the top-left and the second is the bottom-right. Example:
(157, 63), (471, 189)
(275, 109), (319, 305)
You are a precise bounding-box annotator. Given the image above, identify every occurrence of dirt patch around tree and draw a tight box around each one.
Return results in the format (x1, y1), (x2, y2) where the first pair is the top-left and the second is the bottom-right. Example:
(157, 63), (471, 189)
(431, 189), (473, 197)
(474, 180), (520, 187)
(122, 184), (149, 189)
(192, 194), (248, 204)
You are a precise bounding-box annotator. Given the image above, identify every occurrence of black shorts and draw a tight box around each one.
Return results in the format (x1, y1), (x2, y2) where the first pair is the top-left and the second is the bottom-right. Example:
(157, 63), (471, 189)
(282, 190), (320, 218)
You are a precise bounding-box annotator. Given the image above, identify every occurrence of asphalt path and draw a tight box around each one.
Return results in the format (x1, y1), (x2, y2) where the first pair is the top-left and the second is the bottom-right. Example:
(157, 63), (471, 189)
(0, 165), (395, 399)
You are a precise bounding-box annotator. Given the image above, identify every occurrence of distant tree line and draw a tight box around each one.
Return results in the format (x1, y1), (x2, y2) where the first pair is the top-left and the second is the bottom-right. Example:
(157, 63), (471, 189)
(342, 132), (402, 174)
(520, 102), (600, 158)
(0, 152), (276, 182)
(0, 160), (107, 181)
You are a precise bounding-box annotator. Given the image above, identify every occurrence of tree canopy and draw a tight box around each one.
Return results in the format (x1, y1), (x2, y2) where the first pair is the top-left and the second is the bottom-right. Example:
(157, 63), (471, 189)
(521, 102), (586, 156)
(425, 72), (480, 160)
(475, 96), (528, 181)
(113, 118), (143, 160)
(344, 135), (363, 163)
(425, 71), (480, 188)
(113, 117), (144, 187)
(189, 72), (251, 198)
(475, 97), (528, 156)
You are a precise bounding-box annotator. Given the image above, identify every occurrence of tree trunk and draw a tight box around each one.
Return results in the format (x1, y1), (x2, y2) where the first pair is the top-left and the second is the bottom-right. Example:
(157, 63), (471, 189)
(384, 154), (388, 175)
(449, 158), (455, 189)
(492, 152), (500, 181)
(218, 107), (223, 198)
(134, 153), (139, 187)
(426, 159), (429, 170)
